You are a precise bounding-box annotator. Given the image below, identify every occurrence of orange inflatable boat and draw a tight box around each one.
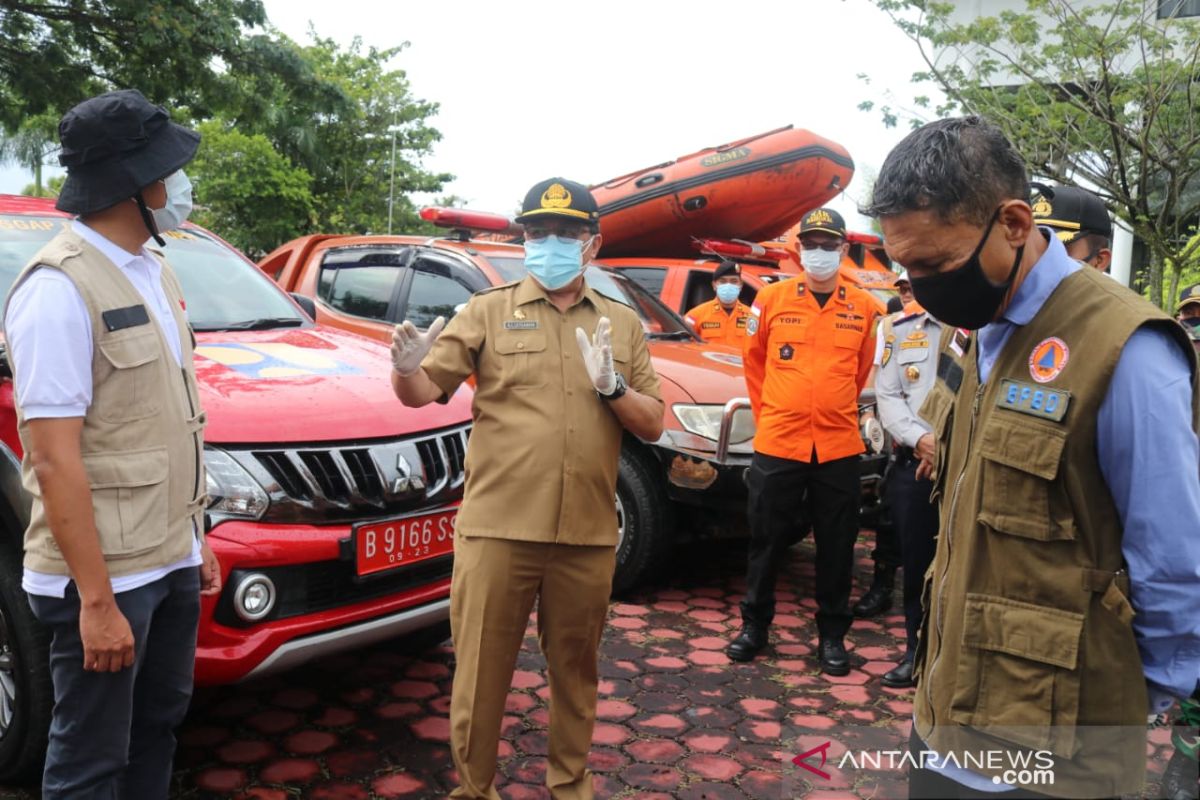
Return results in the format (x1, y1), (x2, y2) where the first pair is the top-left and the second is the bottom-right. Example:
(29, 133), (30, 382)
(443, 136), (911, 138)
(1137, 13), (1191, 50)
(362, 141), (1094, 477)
(592, 125), (854, 258)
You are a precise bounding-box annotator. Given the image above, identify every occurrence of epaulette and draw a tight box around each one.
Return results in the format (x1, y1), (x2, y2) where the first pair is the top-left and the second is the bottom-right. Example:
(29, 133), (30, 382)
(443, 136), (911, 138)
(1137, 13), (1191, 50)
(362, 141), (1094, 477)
(893, 310), (923, 327)
(476, 279), (522, 295)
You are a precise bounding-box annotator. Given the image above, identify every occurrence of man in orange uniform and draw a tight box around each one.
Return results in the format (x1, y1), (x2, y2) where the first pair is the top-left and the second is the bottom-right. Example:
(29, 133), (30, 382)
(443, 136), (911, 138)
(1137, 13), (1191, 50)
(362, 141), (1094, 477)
(726, 208), (877, 674)
(684, 259), (752, 347)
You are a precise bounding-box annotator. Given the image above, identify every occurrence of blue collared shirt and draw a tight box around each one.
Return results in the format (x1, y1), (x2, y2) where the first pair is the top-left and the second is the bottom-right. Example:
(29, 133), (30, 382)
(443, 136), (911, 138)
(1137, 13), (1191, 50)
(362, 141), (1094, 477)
(926, 232), (1200, 794)
(977, 231), (1200, 710)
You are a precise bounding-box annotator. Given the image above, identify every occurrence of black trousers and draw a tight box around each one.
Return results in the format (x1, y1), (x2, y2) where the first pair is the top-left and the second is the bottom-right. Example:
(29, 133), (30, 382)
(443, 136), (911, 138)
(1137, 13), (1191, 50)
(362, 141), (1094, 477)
(870, 520), (902, 569)
(28, 567), (201, 800)
(741, 451), (860, 639)
(888, 455), (939, 657)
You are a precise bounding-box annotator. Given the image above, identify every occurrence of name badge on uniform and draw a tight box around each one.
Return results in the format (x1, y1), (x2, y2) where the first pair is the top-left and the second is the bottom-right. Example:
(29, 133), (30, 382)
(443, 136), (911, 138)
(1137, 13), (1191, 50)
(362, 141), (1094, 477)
(997, 378), (1071, 422)
(701, 321), (721, 330)
(503, 320), (539, 330)
(102, 304), (151, 332)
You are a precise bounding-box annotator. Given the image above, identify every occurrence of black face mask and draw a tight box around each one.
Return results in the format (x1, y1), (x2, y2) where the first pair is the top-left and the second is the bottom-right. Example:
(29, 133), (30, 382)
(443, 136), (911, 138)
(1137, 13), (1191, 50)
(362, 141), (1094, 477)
(910, 206), (1025, 330)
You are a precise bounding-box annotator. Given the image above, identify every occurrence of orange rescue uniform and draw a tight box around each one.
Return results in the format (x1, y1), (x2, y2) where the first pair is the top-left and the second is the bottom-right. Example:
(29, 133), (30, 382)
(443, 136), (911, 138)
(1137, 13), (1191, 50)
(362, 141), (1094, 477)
(685, 299), (752, 348)
(744, 276), (877, 462)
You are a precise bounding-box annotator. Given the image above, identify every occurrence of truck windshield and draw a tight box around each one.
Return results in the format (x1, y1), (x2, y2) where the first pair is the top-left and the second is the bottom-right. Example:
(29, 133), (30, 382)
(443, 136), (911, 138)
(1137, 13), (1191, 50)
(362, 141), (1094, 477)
(481, 256), (695, 339)
(0, 216), (305, 331)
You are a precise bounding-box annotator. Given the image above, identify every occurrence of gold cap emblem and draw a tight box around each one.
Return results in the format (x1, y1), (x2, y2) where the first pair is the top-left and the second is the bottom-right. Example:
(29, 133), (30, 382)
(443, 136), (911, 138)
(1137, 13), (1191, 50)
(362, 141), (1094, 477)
(806, 209), (834, 226)
(1032, 196), (1053, 217)
(540, 183), (572, 210)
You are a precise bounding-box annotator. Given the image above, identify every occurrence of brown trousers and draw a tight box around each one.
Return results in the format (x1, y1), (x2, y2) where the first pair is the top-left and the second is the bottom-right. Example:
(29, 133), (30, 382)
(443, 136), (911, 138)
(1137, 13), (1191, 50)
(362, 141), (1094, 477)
(449, 535), (615, 800)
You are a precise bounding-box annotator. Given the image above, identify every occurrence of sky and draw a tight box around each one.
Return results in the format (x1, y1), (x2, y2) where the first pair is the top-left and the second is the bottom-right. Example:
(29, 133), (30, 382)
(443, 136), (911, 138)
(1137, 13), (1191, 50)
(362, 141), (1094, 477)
(1, 0), (937, 232)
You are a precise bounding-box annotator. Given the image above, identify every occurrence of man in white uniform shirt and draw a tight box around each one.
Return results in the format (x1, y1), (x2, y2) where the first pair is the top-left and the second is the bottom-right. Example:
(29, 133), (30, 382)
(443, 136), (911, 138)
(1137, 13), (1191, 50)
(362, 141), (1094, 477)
(4, 89), (220, 799)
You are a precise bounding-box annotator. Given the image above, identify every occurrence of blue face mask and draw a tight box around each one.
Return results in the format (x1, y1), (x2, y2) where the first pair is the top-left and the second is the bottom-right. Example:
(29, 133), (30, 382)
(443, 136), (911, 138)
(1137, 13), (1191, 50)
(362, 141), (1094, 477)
(525, 235), (590, 290)
(715, 284), (740, 305)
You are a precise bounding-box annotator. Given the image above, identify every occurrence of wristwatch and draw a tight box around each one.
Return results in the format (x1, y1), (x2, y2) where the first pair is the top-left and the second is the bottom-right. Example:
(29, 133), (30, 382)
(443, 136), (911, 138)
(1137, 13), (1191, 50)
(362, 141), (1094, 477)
(597, 372), (627, 401)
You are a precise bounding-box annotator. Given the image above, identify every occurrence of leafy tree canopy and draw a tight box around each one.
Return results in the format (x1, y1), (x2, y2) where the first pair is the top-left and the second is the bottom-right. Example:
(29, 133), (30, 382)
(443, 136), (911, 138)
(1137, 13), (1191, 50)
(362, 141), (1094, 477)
(189, 120), (315, 258)
(861, 0), (1200, 308)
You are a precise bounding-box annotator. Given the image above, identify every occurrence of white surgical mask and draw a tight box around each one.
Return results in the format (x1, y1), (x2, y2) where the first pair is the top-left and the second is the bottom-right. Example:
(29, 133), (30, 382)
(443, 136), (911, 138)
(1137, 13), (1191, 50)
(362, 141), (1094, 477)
(801, 247), (841, 280)
(151, 170), (193, 233)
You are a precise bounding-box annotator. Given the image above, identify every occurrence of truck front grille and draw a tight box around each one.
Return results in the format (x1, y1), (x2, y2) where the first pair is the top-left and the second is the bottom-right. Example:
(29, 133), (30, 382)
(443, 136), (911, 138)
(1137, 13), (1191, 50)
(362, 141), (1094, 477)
(227, 424), (471, 523)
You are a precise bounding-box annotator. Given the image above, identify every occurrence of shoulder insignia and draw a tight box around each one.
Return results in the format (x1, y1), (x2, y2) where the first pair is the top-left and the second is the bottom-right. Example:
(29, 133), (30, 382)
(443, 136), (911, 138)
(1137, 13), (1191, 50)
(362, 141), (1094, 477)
(881, 341), (893, 367)
(476, 280), (521, 295)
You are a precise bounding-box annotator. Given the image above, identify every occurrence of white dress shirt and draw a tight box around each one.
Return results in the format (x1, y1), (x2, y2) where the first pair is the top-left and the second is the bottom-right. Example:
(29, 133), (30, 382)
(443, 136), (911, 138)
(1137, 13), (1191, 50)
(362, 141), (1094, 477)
(6, 220), (201, 598)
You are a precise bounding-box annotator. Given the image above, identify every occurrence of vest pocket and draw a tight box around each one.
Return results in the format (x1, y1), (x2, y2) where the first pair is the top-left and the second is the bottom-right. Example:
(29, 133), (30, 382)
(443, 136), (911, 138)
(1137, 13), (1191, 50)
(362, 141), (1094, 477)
(82, 447), (171, 558)
(96, 329), (163, 422)
(949, 594), (1084, 757)
(977, 420), (1072, 540)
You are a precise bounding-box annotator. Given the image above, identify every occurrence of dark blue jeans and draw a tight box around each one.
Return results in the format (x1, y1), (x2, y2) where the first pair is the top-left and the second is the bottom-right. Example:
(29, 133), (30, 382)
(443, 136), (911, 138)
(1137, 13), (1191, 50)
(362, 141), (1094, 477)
(27, 567), (200, 800)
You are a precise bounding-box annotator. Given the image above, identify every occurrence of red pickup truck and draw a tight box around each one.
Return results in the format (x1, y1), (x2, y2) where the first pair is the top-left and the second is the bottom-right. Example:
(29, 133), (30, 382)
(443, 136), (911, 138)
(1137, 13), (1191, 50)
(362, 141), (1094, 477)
(0, 195), (473, 780)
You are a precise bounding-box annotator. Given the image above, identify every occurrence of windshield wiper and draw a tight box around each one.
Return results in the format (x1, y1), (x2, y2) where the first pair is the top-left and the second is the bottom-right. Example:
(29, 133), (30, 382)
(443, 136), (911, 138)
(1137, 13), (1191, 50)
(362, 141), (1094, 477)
(647, 330), (694, 341)
(194, 317), (305, 332)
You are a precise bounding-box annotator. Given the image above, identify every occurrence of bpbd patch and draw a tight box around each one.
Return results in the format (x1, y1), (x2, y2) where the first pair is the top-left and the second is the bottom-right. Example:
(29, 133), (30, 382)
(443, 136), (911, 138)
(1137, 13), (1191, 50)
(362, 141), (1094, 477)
(997, 378), (1070, 422)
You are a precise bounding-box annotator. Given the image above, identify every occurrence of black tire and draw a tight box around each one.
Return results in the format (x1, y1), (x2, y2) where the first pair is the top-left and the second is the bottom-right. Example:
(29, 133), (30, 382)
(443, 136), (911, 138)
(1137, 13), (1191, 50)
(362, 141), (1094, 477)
(612, 445), (671, 596)
(0, 544), (52, 783)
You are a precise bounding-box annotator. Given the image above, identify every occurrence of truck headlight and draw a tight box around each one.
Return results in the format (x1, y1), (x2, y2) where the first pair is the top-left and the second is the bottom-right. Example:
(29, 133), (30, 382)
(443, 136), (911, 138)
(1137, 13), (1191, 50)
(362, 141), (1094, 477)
(205, 449), (269, 523)
(672, 404), (756, 444)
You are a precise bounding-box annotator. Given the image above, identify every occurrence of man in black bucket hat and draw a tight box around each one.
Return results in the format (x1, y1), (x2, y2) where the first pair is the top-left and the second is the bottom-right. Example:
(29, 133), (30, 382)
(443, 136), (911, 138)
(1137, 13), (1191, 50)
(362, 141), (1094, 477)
(3, 89), (220, 798)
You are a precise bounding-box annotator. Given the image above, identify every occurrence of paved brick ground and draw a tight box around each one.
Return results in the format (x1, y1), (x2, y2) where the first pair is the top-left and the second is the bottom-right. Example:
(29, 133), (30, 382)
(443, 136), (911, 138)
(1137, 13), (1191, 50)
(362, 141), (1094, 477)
(0, 534), (1179, 799)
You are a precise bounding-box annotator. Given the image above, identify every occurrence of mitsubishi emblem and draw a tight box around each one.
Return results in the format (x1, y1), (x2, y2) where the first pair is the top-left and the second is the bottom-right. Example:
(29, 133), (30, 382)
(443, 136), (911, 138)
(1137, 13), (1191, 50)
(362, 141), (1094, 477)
(392, 454), (425, 495)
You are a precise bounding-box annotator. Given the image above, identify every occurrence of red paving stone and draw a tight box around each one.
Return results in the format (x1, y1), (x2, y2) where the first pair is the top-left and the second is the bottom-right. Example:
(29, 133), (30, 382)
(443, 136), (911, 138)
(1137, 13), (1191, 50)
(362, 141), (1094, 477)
(259, 758), (321, 784)
(0, 536), (1161, 800)
(372, 772), (429, 797)
(216, 739), (274, 765)
(284, 730), (338, 755)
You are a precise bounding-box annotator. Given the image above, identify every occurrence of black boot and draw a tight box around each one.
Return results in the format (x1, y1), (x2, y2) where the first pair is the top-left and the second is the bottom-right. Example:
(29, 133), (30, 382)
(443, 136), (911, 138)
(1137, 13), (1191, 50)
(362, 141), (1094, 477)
(818, 638), (850, 676)
(881, 659), (915, 688)
(852, 564), (897, 618)
(726, 623), (769, 662)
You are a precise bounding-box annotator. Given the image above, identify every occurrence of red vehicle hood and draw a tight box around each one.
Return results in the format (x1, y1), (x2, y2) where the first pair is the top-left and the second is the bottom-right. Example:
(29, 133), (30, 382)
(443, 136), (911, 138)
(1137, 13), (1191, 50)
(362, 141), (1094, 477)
(647, 341), (748, 405)
(193, 326), (472, 444)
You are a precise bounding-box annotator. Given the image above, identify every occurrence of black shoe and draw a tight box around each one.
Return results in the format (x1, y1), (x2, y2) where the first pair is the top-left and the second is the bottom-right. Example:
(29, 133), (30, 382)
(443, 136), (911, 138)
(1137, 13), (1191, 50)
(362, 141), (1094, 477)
(881, 659), (915, 688)
(852, 564), (897, 618)
(726, 624), (768, 662)
(1162, 747), (1199, 800)
(818, 638), (850, 676)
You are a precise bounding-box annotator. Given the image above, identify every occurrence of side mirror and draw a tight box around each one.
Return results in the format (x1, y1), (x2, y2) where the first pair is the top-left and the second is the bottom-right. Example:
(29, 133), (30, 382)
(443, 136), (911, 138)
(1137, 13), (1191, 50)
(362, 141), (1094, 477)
(290, 293), (317, 321)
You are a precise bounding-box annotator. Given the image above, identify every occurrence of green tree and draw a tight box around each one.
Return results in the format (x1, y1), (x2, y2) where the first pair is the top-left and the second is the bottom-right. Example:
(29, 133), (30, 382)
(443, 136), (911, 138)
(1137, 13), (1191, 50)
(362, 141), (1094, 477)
(189, 121), (315, 258)
(861, 0), (1200, 308)
(21, 174), (65, 198)
(0, 113), (56, 194)
(287, 35), (453, 235)
(0, 1), (323, 131)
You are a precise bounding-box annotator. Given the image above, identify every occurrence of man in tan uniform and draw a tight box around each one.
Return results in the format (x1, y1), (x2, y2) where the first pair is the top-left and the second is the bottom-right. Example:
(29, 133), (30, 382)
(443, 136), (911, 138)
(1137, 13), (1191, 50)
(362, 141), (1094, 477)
(390, 178), (663, 800)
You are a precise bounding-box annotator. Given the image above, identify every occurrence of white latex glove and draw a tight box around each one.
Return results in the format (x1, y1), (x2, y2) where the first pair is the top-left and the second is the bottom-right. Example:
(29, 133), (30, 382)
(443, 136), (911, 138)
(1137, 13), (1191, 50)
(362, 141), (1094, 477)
(575, 316), (617, 395)
(391, 317), (446, 376)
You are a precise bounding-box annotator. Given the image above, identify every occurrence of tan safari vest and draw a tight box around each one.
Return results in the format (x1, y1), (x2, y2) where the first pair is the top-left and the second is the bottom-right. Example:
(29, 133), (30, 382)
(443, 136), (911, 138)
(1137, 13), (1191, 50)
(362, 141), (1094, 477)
(6, 230), (207, 577)
(915, 267), (1198, 797)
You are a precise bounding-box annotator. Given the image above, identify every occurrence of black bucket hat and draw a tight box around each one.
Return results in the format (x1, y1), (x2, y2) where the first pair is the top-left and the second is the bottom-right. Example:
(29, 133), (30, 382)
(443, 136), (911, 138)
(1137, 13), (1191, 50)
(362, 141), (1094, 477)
(56, 89), (200, 216)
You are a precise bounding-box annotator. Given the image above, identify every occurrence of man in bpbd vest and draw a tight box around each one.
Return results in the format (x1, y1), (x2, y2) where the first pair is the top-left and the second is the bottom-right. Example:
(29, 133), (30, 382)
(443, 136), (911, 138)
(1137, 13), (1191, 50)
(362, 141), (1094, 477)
(4, 89), (220, 798)
(864, 116), (1200, 798)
